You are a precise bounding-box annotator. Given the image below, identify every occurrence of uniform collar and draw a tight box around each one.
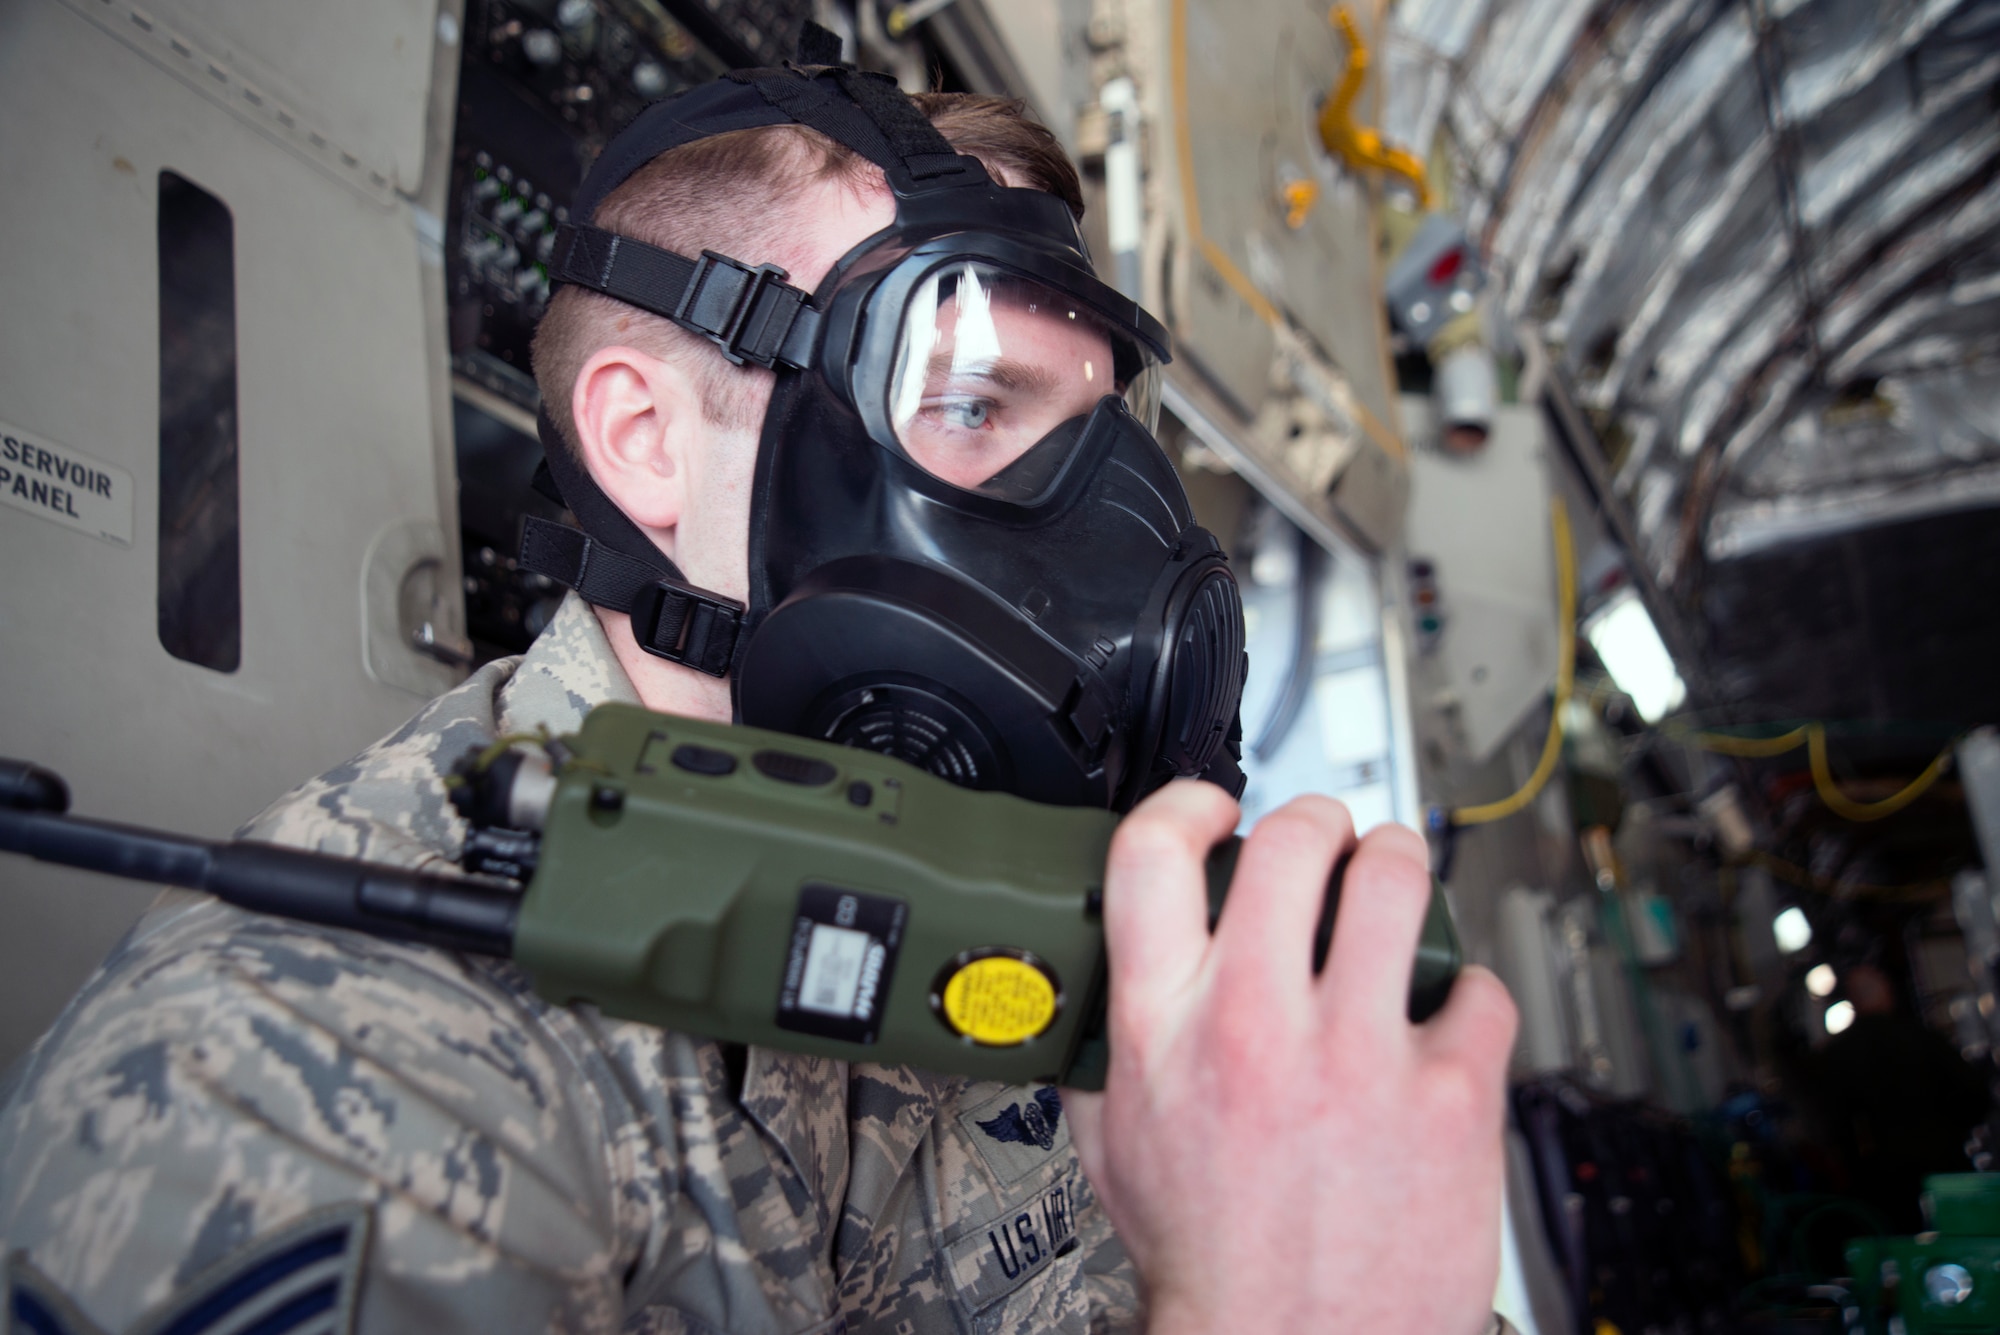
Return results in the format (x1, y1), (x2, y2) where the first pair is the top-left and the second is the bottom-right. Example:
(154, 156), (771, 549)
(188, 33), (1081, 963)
(494, 592), (644, 737)
(837, 1062), (959, 1271)
(736, 1050), (963, 1275)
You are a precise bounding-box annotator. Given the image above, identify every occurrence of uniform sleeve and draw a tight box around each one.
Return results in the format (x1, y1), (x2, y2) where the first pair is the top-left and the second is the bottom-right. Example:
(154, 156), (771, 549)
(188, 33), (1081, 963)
(0, 898), (632, 1334)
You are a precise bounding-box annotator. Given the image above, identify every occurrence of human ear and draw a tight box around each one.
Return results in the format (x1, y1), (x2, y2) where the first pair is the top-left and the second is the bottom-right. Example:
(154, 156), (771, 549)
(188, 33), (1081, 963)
(569, 345), (702, 534)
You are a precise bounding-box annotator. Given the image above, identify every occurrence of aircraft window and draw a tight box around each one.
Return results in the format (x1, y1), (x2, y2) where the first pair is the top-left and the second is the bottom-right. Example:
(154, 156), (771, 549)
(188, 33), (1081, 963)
(156, 170), (241, 673)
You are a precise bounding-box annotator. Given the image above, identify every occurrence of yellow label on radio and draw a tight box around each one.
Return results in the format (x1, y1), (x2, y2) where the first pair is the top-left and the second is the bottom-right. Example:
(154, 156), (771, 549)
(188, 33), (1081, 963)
(936, 952), (1060, 1046)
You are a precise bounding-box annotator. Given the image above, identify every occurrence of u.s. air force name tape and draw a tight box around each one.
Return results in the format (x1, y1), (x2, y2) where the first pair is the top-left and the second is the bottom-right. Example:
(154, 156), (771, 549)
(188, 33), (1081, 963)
(0, 419), (133, 547)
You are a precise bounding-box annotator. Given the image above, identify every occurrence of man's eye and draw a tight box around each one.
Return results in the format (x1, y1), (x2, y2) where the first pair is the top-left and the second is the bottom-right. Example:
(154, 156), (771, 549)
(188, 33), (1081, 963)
(931, 397), (993, 430)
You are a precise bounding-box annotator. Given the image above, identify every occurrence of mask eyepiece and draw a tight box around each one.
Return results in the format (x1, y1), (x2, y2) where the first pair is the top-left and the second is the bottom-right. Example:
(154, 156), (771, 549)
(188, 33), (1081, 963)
(867, 257), (1165, 507)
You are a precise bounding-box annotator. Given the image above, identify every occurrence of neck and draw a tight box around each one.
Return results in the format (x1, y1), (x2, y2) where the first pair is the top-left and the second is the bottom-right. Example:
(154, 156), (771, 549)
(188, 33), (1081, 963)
(594, 605), (735, 723)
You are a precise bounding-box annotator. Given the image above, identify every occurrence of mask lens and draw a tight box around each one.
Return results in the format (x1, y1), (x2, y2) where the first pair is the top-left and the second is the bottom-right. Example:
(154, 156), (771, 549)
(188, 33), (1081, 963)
(888, 262), (1162, 501)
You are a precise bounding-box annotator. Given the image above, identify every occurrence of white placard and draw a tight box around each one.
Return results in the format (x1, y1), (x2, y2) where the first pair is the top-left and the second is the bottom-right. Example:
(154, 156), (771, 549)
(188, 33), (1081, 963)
(798, 922), (873, 1018)
(0, 419), (134, 547)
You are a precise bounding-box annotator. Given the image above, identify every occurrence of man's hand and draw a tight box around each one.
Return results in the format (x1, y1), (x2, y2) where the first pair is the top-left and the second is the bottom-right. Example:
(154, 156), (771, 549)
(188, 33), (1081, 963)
(1063, 781), (1517, 1335)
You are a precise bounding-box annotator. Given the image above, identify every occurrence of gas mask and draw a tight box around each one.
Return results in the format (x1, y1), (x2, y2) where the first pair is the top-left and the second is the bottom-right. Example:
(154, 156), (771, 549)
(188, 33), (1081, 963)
(520, 45), (1246, 811)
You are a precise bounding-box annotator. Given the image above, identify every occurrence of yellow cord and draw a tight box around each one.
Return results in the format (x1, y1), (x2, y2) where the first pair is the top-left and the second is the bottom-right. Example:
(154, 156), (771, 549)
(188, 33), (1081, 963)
(1318, 7), (1432, 207)
(1806, 725), (1952, 822)
(1690, 726), (1809, 759)
(1451, 496), (1576, 826)
(1741, 850), (1949, 902)
(1689, 724), (1954, 823)
(1441, 518), (1949, 828)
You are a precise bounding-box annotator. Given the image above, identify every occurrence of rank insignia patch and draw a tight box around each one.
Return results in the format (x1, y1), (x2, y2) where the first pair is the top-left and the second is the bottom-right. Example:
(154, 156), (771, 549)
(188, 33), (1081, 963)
(4, 1203), (371, 1335)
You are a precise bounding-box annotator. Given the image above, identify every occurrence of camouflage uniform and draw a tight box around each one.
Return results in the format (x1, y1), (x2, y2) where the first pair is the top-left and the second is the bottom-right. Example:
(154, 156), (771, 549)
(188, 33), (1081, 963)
(0, 594), (1138, 1334)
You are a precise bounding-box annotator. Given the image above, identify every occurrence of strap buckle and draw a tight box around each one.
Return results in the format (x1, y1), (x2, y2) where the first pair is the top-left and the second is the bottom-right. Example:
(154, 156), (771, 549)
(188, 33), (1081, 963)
(631, 578), (742, 677)
(677, 251), (808, 369)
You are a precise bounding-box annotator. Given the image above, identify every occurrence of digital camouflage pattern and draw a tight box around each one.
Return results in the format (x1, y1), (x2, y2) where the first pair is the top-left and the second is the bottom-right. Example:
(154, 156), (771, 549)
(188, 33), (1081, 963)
(0, 595), (1139, 1334)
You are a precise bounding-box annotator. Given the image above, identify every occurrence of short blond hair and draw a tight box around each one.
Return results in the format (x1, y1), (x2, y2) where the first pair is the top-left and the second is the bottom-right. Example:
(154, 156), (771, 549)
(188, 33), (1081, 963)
(531, 93), (1083, 449)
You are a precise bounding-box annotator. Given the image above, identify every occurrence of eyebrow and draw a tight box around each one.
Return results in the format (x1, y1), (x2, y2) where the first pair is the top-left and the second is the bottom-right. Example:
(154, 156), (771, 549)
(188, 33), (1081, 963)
(927, 352), (1064, 398)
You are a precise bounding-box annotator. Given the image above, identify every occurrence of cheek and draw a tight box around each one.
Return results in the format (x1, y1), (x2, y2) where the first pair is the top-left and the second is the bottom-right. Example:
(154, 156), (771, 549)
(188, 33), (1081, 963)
(678, 424), (763, 601)
(710, 427), (762, 503)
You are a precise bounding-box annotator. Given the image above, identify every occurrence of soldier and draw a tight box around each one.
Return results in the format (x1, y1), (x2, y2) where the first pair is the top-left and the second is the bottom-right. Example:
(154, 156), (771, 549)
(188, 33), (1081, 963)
(0, 49), (1517, 1335)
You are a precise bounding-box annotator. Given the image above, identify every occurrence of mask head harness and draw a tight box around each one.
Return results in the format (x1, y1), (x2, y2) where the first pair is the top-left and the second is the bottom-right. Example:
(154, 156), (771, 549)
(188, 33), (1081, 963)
(521, 26), (1246, 811)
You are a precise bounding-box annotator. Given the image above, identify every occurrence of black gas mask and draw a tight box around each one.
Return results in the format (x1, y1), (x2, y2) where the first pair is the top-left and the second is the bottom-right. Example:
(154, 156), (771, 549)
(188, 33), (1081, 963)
(520, 37), (1245, 811)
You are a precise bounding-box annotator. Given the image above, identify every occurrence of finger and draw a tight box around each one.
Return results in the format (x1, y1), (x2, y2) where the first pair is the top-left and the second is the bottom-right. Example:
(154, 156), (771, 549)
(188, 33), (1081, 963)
(1418, 964), (1518, 1080)
(1209, 795), (1354, 999)
(1102, 779), (1238, 1020)
(1320, 821), (1435, 1030)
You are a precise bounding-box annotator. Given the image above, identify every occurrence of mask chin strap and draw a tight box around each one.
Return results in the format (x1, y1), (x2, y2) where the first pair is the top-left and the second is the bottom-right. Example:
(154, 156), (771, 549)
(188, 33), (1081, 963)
(518, 412), (744, 677)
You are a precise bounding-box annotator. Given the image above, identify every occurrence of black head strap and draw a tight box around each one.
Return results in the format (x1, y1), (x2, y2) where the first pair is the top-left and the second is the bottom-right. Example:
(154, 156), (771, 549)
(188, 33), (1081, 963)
(794, 20), (844, 67)
(546, 225), (821, 369)
(724, 66), (983, 190)
(833, 69), (971, 182)
(518, 413), (744, 676)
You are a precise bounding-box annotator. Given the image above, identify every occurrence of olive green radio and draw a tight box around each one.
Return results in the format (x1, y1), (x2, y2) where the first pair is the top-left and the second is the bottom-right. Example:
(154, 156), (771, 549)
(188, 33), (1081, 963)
(0, 703), (1460, 1088)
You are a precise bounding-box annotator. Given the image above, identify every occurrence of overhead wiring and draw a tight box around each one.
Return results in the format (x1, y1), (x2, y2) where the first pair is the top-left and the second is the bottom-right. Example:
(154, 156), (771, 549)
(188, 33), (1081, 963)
(1691, 725), (1810, 759)
(1687, 724), (1956, 823)
(1449, 495), (1576, 827)
(1441, 508), (1950, 829)
(1806, 725), (1953, 822)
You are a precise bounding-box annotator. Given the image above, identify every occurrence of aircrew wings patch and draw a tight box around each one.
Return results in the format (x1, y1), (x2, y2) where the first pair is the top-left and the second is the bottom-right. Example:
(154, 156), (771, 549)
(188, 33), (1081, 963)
(959, 1084), (1071, 1186)
(976, 1086), (1063, 1151)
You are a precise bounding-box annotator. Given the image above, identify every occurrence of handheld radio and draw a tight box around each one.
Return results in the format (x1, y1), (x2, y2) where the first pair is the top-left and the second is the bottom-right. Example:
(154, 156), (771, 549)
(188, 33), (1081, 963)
(0, 704), (1460, 1088)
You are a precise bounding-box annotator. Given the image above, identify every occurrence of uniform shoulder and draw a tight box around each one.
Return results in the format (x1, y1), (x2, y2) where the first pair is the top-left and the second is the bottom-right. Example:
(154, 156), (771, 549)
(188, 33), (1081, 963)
(237, 657), (518, 866)
(13, 896), (551, 1097)
(0, 896), (635, 1333)
(239, 593), (634, 867)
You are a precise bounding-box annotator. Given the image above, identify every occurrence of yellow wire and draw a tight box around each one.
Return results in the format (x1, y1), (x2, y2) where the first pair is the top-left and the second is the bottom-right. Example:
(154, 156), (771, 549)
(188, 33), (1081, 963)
(1442, 539), (1949, 828)
(1689, 726), (1809, 758)
(1687, 725), (1954, 823)
(1319, 7), (1432, 207)
(1806, 724), (1952, 822)
(1451, 496), (1576, 826)
(1741, 850), (1949, 902)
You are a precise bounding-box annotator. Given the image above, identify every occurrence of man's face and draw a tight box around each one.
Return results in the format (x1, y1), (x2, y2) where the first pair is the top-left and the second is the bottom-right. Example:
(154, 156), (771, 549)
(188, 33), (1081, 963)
(889, 266), (1118, 493)
(593, 166), (1116, 718)
(666, 169), (1118, 597)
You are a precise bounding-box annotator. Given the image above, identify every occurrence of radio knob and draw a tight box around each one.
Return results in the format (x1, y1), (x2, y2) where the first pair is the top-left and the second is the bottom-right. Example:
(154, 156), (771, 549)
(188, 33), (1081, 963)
(753, 751), (838, 787)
